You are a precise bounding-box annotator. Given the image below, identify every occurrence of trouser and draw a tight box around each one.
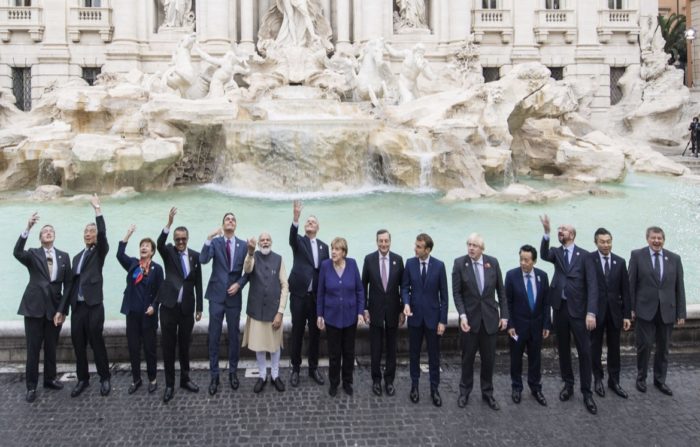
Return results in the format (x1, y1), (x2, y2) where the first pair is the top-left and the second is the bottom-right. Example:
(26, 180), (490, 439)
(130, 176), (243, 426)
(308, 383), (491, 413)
(125, 312), (158, 383)
(207, 300), (241, 378)
(289, 292), (320, 373)
(591, 307), (622, 385)
(509, 332), (543, 392)
(459, 325), (497, 397)
(369, 322), (398, 384)
(71, 302), (110, 382)
(408, 323), (440, 390)
(326, 323), (357, 387)
(24, 316), (61, 390)
(636, 307), (673, 384)
(160, 304), (194, 387)
(554, 304), (592, 395)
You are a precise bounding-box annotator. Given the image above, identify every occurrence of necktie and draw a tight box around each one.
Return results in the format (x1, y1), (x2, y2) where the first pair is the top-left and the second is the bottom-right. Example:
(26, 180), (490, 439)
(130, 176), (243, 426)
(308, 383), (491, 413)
(603, 256), (610, 276)
(311, 239), (319, 269)
(563, 248), (569, 269)
(226, 239), (232, 271)
(526, 274), (535, 312)
(181, 251), (189, 278)
(474, 262), (483, 294)
(380, 256), (388, 291)
(46, 251), (53, 281)
(653, 252), (661, 281)
(420, 261), (427, 284)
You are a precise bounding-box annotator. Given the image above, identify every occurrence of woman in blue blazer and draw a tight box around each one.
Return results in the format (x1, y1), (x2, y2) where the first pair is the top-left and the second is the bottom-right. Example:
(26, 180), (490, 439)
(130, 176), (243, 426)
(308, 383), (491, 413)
(317, 237), (365, 396)
(117, 225), (164, 395)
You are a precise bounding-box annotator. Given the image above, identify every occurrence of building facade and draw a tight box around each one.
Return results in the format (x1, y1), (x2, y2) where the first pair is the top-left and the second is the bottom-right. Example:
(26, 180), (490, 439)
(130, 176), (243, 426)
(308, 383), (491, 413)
(1, 0), (659, 117)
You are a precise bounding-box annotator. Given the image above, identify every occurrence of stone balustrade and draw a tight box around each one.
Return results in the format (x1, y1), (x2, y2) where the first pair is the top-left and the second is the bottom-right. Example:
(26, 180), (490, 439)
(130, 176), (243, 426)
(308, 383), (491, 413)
(534, 9), (577, 44)
(0, 6), (43, 42)
(471, 8), (513, 44)
(67, 4), (113, 43)
(597, 9), (640, 44)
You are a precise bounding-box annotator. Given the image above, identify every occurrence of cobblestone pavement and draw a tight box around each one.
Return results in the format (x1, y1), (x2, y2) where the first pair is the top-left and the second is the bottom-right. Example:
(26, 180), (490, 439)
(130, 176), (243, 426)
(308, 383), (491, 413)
(0, 352), (699, 447)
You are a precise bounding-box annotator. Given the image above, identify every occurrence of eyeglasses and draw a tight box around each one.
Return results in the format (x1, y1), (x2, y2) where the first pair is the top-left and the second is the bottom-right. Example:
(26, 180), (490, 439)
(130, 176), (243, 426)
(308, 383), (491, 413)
(174, 238), (188, 242)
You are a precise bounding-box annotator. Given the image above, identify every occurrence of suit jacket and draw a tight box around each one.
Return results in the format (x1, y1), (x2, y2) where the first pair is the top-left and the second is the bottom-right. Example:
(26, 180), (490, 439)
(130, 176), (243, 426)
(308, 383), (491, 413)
(540, 237), (598, 319)
(452, 254), (509, 335)
(155, 229), (203, 315)
(287, 223), (329, 296)
(317, 258), (365, 328)
(401, 256), (449, 329)
(14, 236), (72, 320)
(200, 235), (249, 307)
(505, 267), (551, 341)
(116, 241), (163, 328)
(361, 250), (404, 328)
(629, 247), (686, 324)
(60, 215), (109, 312)
(588, 251), (631, 328)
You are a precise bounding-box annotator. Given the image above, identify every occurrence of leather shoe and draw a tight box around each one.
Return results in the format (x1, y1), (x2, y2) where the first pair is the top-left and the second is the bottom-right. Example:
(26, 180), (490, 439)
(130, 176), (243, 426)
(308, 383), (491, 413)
(208, 377), (219, 396)
(329, 385), (338, 397)
(654, 381), (673, 396)
(180, 379), (199, 393)
(594, 378), (605, 398)
(372, 382), (382, 397)
(25, 389), (36, 403)
(309, 369), (325, 385)
(532, 390), (548, 406)
(71, 380), (89, 398)
(290, 371), (300, 388)
(457, 393), (469, 408)
(163, 386), (174, 403)
(482, 394), (500, 411)
(385, 382), (395, 396)
(636, 379), (647, 393)
(343, 382), (354, 396)
(272, 377), (285, 392)
(608, 382), (628, 399)
(511, 389), (522, 404)
(128, 379), (142, 395)
(430, 389), (442, 407)
(253, 378), (267, 394)
(409, 385), (419, 404)
(148, 381), (158, 394)
(583, 394), (597, 415)
(100, 380), (111, 397)
(229, 373), (239, 390)
(43, 379), (63, 390)
(559, 385), (574, 401)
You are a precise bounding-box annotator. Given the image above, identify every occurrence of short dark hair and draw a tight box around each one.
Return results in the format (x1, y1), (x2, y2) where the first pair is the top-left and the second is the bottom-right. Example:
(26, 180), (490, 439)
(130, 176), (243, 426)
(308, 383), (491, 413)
(416, 233), (434, 250)
(594, 227), (612, 243)
(173, 226), (189, 237)
(139, 238), (156, 256)
(222, 212), (236, 224)
(376, 229), (391, 240)
(519, 244), (537, 262)
(646, 226), (665, 239)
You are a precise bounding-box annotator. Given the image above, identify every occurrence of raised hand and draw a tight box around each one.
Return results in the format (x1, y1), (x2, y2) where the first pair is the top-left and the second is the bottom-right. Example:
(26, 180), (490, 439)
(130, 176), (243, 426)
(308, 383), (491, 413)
(247, 237), (257, 255)
(166, 207), (177, 228)
(26, 212), (39, 232)
(293, 200), (303, 223)
(207, 226), (223, 240)
(123, 224), (136, 242)
(539, 214), (551, 234)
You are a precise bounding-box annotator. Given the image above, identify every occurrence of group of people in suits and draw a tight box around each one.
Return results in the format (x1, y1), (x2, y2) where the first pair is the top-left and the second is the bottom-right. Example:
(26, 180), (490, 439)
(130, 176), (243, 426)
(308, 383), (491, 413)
(14, 199), (687, 413)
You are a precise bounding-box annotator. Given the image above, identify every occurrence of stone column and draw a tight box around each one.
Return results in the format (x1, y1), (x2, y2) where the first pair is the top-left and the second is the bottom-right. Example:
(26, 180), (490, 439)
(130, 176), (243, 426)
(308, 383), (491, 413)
(335, 0), (352, 53)
(203, 0), (230, 52)
(509, 0), (538, 65)
(239, 0), (255, 55)
(572, 0), (606, 121)
(36, 0), (71, 102)
(105, 0), (141, 72)
(355, 0), (384, 43)
(448, 0), (470, 44)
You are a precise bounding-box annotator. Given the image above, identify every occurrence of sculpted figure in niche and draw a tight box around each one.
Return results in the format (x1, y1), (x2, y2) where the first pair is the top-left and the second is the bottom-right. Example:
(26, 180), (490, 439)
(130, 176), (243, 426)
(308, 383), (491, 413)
(385, 42), (435, 104)
(194, 44), (250, 98)
(258, 0), (333, 54)
(161, 0), (194, 29)
(395, 0), (428, 30)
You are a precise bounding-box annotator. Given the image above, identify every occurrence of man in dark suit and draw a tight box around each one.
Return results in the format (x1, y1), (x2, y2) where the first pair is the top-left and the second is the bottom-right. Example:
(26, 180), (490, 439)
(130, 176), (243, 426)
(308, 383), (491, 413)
(157, 207), (203, 403)
(505, 245), (550, 407)
(539, 214), (599, 414)
(588, 228), (631, 399)
(453, 233), (508, 411)
(55, 195), (111, 398)
(629, 226), (686, 396)
(200, 212), (249, 395)
(361, 229), (404, 397)
(14, 213), (71, 403)
(288, 200), (329, 387)
(402, 233), (448, 407)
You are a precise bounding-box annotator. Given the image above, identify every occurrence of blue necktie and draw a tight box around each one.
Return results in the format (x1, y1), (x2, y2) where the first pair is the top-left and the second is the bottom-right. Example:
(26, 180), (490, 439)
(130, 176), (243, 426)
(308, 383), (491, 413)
(420, 261), (427, 284)
(181, 252), (189, 278)
(563, 248), (569, 270)
(526, 274), (535, 312)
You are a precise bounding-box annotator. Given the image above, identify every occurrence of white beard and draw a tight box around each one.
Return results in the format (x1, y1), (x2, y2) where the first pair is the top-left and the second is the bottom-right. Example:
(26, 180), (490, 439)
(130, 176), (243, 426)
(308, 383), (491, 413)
(259, 247), (271, 255)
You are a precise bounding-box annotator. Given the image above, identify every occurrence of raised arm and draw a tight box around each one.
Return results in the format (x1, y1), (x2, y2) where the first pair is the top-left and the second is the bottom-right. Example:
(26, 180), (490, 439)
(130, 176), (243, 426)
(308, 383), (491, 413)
(92, 194), (109, 261)
(14, 213), (39, 265)
(116, 224), (136, 271)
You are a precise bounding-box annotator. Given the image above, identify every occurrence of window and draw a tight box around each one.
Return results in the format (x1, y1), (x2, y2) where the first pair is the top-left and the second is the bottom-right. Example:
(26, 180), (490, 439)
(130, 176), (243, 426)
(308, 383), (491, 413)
(545, 0), (561, 9)
(482, 0), (498, 8)
(610, 66), (626, 105)
(483, 67), (500, 83)
(12, 67), (31, 111)
(82, 67), (101, 86)
(14, 0), (31, 6)
(548, 66), (564, 80)
(84, 0), (102, 6)
(608, 0), (624, 9)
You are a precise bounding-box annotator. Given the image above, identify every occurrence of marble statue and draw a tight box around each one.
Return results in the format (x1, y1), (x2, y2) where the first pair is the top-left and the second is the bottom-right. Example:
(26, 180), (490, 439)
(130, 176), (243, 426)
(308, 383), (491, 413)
(257, 0), (333, 55)
(352, 38), (395, 106)
(394, 0), (428, 31)
(161, 0), (194, 29)
(385, 43), (435, 104)
(161, 33), (197, 97)
(194, 44), (250, 98)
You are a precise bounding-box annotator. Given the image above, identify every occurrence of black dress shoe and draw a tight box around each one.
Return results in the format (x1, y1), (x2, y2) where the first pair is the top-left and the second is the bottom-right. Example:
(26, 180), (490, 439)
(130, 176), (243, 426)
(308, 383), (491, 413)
(180, 379), (199, 393)
(594, 379), (605, 398)
(100, 380), (111, 397)
(290, 371), (300, 388)
(272, 377), (285, 392)
(457, 393), (469, 408)
(608, 382), (628, 399)
(128, 379), (142, 395)
(559, 386), (574, 401)
(43, 379), (63, 390)
(532, 390), (548, 406)
(329, 385), (338, 397)
(253, 378), (267, 394)
(583, 394), (598, 415)
(26, 389), (36, 403)
(163, 386), (174, 403)
(229, 373), (239, 390)
(409, 386), (419, 404)
(512, 389), (522, 404)
(372, 382), (382, 396)
(342, 382), (354, 396)
(148, 381), (158, 394)
(431, 389), (442, 407)
(636, 379), (647, 393)
(71, 381), (89, 398)
(654, 381), (673, 396)
(310, 369), (325, 385)
(482, 394), (500, 411)
(385, 382), (395, 396)
(208, 377), (219, 396)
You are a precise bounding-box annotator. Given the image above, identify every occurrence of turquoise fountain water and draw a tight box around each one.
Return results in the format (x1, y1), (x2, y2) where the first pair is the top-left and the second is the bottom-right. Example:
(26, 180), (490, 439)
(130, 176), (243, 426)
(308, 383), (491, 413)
(2, 172), (698, 320)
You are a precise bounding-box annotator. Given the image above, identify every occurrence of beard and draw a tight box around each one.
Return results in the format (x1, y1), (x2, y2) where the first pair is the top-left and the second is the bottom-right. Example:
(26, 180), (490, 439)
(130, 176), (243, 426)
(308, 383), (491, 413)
(259, 247), (271, 255)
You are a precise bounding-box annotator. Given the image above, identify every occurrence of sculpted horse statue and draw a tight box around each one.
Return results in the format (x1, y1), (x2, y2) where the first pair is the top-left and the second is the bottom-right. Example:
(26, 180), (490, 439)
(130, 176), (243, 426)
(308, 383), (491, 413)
(351, 38), (395, 107)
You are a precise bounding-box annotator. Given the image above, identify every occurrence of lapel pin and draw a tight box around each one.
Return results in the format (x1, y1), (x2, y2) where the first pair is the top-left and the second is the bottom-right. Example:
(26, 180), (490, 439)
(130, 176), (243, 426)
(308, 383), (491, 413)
(537, 276), (541, 282)
(576, 252), (580, 256)
(613, 260), (617, 265)
(392, 261), (396, 265)
(664, 256), (668, 261)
